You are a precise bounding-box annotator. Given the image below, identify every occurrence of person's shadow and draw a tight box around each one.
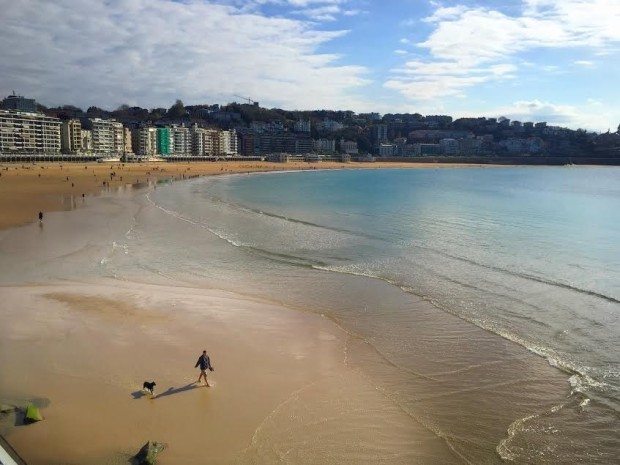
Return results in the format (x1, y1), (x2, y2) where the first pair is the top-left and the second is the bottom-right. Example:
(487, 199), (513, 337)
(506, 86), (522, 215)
(131, 383), (202, 400)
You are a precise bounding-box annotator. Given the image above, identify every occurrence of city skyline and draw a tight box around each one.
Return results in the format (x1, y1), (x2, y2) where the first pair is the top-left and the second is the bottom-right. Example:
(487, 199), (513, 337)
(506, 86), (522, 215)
(1, 0), (619, 131)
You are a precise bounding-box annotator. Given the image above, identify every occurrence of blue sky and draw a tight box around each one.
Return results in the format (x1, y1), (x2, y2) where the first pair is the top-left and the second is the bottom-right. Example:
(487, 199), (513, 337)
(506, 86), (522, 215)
(1, 0), (618, 130)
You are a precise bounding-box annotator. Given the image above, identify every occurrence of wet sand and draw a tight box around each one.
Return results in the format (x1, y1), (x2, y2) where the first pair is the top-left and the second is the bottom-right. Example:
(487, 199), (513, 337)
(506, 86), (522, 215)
(0, 281), (459, 464)
(0, 160), (493, 230)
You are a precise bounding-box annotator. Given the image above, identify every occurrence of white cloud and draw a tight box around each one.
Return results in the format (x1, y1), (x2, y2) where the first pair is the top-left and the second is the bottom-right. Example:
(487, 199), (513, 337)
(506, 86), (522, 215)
(468, 99), (616, 131)
(0, 0), (370, 110)
(574, 60), (595, 67)
(421, 5), (469, 23)
(385, 60), (517, 100)
(381, 98), (613, 132)
(388, 0), (620, 102)
(238, 0), (354, 21)
(293, 5), (342, 21)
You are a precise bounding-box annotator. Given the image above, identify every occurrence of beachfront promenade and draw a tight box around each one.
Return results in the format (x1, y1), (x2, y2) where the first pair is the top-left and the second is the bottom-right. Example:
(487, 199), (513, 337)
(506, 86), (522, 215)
(0, 153), (265, 163)
(1, 152), (620, 165)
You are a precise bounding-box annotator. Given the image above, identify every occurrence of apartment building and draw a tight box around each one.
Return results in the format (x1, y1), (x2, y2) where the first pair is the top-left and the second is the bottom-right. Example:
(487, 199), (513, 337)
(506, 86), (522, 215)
(132, 127), (157, 156)
(314, 138), (336, 153)
(81, 129), (93, 153)
(340, 139), (358, 155)
(219, 131), (230, 155)
(123, 127), (133, 154)
(222, 129), (238, 155)
(190, 124), (206, 155)
(317, 118), (343, 132)
(378, 143), (396, 157)
(1, 93), (37, 112)
(189, 124), (222, 157)
(156, 127), (173, 155)
(295, 135), (313, 154)
(0, 109), (61, 153)
(375, 124), (388, 143)
(205, 129), (221, 156)
(91, 118), (117, 154)
(237, 131), (254, 156)
(112, 122), (124, 154)
(172, 126), (190, 155)
(439, 138), (459, 155)
(61, 119), (82, 153)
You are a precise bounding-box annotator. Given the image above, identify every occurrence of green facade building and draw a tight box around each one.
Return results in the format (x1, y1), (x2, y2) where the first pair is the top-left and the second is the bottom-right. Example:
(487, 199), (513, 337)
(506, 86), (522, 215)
(156, 127), (172, 155)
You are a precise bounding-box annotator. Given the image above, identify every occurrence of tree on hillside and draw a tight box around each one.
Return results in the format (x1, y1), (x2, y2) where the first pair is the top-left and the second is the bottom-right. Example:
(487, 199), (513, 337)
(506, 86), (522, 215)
(86, 106), (110, 118)
(149, 107), (167, 121)
(167, 99), (186, 119)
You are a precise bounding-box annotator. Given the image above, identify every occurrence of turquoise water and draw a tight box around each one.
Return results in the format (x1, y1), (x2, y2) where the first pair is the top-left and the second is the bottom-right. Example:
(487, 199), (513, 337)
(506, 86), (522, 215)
(202, 168), (619, 389)
(147, 167), (618, 463)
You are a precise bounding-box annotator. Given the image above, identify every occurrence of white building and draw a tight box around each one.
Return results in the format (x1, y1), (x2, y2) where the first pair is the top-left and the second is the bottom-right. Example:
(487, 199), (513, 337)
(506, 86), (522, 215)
(340, 139), (358, 155)
(227, 129), (238, 155)
(91, 118), (123, 154)
(0, 109), (61, 153)
(378, 143), (396, 157)
(112, 121), (124, 154)
(81, 129), (93, 153)
(318, 118), (344, 132)
(172, 125), (191, 155)
(313, 138), (335, 153)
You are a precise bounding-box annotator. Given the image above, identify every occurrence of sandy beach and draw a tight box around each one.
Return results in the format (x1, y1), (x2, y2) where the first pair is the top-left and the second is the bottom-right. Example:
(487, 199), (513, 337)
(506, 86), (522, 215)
(0, 160), (490, 230)
(2, 280), (433, 464)
(1, 162), (597, 464)
(0, 161), (480, 464)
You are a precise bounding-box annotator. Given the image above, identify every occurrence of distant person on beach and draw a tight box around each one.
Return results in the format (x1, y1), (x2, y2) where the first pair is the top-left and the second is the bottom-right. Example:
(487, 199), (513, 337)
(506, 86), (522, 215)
(194, 350), (214, 386)
(38, 211), (43, 223)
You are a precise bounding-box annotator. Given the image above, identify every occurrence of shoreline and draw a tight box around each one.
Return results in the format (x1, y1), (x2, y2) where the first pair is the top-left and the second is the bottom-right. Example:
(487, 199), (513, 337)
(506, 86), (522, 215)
(0, 164), (587, 464)
(0, 160), (502, 231)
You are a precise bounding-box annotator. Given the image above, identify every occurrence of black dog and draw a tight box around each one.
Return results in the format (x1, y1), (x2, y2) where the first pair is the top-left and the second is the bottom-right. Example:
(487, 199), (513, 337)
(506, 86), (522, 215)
(142, 381), (156, 396)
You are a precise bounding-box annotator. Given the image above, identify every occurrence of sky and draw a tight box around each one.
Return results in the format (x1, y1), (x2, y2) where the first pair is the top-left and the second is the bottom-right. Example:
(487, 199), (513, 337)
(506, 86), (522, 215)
(0, 0), (618, 131)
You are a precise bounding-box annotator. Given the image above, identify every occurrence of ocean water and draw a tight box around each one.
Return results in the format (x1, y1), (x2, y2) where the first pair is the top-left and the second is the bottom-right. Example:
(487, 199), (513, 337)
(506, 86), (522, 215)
(142, 167), (619, 464)
(2, 167), (617, 463)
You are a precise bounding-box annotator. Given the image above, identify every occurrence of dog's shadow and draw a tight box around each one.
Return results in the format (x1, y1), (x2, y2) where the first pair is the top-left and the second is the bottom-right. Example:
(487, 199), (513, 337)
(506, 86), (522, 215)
(131, 383), (201, 400)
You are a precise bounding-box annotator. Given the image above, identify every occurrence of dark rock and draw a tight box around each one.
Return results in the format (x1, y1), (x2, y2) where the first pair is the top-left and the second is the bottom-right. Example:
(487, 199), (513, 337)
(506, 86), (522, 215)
(134, 441), (166, 465)
(0, 404), (16, 414)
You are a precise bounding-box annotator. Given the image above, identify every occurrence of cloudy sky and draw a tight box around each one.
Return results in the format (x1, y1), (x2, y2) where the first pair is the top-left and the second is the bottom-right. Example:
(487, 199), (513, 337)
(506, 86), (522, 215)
(1, 0), (618, 130)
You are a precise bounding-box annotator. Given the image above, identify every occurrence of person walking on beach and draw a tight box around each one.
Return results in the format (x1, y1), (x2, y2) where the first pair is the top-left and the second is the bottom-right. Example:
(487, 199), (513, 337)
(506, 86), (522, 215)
(38, 211), (43, 223)
(195, 350), (214, 387)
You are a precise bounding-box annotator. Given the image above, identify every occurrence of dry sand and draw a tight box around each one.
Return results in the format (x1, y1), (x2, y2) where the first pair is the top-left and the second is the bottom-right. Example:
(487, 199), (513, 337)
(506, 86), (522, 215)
(0, 281), (348, 464)
(0, 281), (457, 465)
(0, 160), (489, 230)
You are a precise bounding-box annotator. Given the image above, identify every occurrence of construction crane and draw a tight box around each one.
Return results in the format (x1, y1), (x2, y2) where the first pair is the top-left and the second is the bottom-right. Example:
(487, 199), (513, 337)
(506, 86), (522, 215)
(233, 94), (258, 106)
